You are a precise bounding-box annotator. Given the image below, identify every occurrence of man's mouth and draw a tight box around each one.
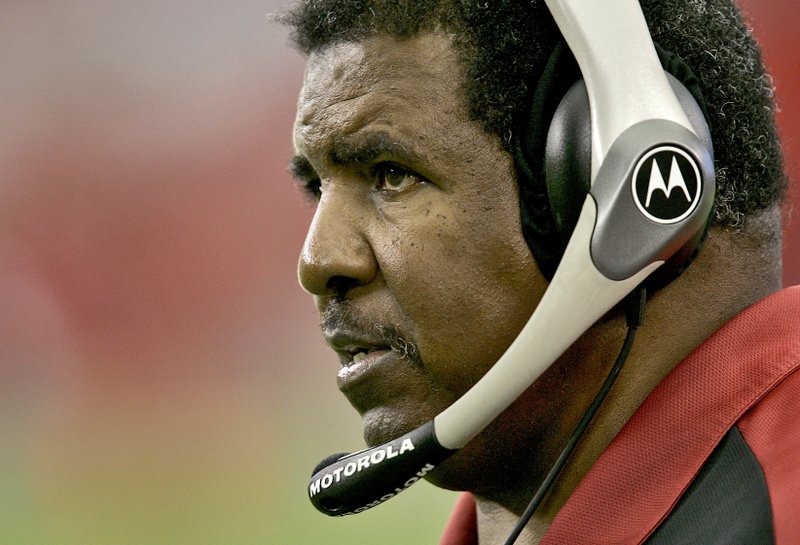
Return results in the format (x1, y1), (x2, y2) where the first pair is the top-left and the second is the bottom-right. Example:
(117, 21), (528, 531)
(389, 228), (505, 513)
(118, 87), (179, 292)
(323, 322), (423, 401)
(341, 346), (389, 368)
(350, 349), (370, 365)
(331, 338), (389, 366)
(336, 346), (396, 392)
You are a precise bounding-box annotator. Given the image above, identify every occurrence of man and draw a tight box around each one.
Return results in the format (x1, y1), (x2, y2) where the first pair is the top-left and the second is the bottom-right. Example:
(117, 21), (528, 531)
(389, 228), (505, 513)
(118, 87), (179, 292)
(281, 0), (800, 543)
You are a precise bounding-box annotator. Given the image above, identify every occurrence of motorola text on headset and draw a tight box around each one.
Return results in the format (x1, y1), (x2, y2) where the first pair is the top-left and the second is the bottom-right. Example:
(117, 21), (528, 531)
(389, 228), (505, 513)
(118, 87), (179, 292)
(306, 0), (716, 527)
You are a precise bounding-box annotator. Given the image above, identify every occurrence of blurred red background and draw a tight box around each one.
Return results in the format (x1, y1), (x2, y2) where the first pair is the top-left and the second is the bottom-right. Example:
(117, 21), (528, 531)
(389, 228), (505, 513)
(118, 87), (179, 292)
(0, 1), (797, 544)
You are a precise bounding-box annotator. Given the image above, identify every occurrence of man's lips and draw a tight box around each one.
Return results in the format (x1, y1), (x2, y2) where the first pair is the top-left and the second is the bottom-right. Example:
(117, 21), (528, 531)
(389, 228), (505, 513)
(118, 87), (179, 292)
(336, 348), (396, 389)
(323, 330), (402, 397)
(324, 330), (389, 365)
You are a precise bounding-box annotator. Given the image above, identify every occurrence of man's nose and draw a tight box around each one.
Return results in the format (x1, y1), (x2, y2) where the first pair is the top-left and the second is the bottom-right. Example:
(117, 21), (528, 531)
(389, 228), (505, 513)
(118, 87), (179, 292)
(297, 193), (378, 296)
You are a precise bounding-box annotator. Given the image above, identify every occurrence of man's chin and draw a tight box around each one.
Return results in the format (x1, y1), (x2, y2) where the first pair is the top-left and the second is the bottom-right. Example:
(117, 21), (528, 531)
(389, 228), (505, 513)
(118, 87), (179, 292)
(361, 407), (425, 447)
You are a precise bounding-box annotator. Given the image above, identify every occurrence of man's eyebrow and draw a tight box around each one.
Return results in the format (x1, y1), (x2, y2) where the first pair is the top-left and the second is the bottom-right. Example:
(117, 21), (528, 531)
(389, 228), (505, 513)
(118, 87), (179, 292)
(331, 131), (423, 167)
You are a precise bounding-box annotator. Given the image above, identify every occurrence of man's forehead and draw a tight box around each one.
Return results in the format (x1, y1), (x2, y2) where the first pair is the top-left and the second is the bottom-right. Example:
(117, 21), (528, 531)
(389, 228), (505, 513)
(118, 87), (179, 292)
(302, 41), (368, 97)
(294, 32), (467, 157)
(299, 32), (459, 108)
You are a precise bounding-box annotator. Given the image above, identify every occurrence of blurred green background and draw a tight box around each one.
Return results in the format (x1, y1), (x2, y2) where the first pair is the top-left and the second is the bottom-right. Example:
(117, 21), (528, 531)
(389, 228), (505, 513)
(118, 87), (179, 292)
(1, 1), (798, 544)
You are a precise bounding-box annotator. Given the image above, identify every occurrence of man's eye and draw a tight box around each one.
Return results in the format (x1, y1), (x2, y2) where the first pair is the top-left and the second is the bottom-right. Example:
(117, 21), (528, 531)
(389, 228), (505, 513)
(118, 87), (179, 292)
(372, 164), (425, 193)
(303, 178), (322, 200)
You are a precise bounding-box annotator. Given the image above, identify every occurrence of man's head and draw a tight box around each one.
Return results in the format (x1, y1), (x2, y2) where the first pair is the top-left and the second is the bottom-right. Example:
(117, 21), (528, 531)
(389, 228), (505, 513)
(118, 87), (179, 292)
(292, 32), (552, 479)
(284, 0), (785, 503)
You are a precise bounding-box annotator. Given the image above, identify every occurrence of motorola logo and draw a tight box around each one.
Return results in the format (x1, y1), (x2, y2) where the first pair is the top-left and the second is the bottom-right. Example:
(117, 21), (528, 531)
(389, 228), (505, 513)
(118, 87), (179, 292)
(631, 146), (702, 224)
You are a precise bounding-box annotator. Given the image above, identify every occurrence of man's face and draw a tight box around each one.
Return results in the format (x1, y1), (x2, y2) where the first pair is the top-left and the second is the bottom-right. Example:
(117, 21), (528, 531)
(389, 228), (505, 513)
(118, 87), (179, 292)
(292, 33), (546, 447)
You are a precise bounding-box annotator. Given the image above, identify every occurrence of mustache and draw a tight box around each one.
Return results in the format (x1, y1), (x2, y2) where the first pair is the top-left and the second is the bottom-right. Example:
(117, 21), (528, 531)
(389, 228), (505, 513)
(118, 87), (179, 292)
(321, 297), (423, 368)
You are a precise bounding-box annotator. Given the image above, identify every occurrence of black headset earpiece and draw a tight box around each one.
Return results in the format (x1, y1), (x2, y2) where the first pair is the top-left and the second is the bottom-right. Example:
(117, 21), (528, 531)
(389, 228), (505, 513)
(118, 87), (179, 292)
(513, 41), (581, 281)
(515, 43), (715, 287)
(545, 54), (715, 287)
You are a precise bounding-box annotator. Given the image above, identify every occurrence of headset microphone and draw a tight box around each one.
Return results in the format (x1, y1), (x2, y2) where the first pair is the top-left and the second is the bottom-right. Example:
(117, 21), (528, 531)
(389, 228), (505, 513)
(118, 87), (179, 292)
(308, 0), (715, 517)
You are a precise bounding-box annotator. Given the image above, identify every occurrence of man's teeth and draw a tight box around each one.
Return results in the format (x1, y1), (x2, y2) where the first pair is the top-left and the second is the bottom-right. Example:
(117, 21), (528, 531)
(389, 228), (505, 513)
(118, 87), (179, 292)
(352, 351), (368, 364)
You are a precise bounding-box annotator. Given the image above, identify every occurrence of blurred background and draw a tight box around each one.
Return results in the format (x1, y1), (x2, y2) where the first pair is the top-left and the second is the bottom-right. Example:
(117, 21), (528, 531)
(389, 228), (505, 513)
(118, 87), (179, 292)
(1, 1), (797, 544)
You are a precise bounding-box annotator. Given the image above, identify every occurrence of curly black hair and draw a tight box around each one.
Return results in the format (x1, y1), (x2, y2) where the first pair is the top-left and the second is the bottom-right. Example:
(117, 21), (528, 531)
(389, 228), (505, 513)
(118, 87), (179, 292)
(279, 0), (785, 232)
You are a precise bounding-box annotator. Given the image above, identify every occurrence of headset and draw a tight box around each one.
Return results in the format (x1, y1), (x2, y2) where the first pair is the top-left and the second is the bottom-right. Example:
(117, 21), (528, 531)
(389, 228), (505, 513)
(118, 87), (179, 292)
(307, 0), (716, 526)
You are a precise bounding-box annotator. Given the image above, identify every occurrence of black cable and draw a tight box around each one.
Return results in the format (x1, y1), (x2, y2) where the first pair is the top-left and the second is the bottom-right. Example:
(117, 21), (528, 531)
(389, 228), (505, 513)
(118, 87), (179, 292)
(502, 287), (647, 545)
